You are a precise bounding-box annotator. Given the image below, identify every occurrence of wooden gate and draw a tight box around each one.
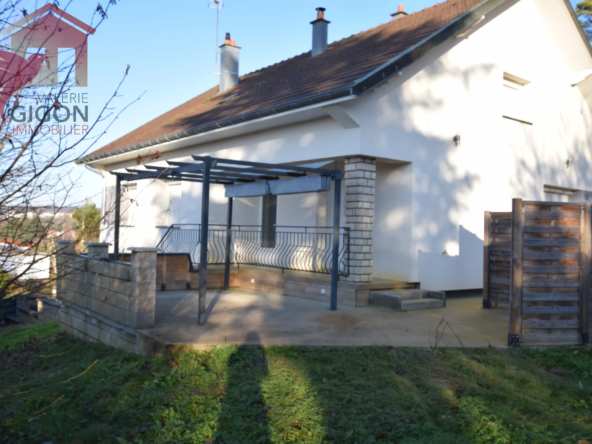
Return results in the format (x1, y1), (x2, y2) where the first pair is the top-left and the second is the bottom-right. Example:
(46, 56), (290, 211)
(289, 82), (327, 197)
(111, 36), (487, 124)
(484, 199), (591, 346)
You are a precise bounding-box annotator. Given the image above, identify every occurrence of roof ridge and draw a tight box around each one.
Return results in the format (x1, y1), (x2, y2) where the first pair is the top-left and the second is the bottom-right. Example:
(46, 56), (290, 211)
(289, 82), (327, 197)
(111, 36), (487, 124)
(326, 0), (454, 49)
(238, 0), (455, 82)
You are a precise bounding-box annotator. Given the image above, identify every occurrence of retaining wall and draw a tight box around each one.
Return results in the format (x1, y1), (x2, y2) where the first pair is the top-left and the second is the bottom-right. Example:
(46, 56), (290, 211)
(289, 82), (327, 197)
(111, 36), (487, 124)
(56, 241), (157, 354)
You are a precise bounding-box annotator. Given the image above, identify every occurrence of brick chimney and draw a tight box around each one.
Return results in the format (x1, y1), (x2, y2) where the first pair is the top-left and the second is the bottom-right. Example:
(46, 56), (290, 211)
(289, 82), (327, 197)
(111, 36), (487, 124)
(391, 5), (408, 20)
(311, 7), (330, 57)
(220, 32), (240, 93)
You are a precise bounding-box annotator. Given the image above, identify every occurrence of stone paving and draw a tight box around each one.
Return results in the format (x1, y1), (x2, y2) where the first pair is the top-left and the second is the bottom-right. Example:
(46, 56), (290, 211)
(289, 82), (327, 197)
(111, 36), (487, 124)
(139, 289), (509, 350)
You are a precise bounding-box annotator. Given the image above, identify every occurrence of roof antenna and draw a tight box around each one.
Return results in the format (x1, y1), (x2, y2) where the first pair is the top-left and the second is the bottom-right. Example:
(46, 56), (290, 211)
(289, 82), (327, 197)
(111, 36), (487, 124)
(208, 0), (224, 75)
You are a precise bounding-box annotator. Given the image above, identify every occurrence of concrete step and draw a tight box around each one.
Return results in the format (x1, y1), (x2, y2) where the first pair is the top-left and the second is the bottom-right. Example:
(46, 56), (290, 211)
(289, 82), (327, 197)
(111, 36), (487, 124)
(400, 297), (445, 312)
(369, 289), (446, 311)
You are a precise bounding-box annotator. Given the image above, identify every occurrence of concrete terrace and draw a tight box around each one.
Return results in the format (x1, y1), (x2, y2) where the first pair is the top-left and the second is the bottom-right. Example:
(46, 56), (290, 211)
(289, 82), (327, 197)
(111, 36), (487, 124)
(138, 289), (509, 352)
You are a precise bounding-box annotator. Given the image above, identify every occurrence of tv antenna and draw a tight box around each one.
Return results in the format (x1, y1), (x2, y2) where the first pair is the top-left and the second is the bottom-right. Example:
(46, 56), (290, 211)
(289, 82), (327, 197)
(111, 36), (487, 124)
(208, 0), (223, 75)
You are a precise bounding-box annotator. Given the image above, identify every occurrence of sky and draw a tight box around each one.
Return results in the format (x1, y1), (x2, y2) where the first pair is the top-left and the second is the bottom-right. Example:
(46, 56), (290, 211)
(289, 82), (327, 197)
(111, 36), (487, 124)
(8, 0), (582, 207)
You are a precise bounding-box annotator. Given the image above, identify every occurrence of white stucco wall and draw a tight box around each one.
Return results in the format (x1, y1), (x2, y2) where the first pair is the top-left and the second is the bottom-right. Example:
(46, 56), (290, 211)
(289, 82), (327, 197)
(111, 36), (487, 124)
(373, 162), (413, 281)
(344, 0), (592, 289)
(98, 0), (592, 290)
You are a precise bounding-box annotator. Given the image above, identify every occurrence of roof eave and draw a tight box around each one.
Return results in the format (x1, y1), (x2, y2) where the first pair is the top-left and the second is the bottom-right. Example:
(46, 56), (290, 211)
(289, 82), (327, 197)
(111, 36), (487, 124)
(77, 0), (510, 166)
(75, 86), (353, 165)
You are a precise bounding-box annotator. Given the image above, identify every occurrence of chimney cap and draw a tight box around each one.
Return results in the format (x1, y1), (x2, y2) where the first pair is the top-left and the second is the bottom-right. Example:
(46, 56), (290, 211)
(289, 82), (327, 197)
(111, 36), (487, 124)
(222, 32), (239, 47)
(312, 6), (330, 24)
(390, 4), (408, 18)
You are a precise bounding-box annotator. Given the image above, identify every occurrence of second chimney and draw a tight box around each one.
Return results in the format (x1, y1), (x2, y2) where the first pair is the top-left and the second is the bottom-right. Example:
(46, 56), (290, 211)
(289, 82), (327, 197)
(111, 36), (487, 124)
(391, 5), (408, 20)
(311, 7), (330, 57)
(220, 32), (240, 93)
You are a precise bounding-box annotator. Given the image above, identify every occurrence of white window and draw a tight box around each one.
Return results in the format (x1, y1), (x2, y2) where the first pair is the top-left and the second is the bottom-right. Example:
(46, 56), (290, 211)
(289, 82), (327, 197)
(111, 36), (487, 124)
(502, 72), (533, 125)
(120, 182), (138, 227)
(544, 185), (575, 203)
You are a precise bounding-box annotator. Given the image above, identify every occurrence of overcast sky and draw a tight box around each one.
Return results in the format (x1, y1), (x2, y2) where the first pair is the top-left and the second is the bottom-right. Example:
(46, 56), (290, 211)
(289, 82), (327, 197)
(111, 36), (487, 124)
(11, 0), (582, 207)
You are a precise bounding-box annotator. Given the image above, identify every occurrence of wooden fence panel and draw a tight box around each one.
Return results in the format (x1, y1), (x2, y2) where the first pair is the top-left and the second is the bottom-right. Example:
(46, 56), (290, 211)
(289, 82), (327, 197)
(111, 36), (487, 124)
(484, 200), (592, 346)
(483, 211), (512, 309)
(517, 200), (585, 346)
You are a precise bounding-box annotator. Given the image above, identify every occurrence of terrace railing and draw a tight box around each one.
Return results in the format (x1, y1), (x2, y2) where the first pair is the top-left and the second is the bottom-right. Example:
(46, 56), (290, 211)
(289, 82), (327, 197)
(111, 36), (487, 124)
(156, 224), (350, 276)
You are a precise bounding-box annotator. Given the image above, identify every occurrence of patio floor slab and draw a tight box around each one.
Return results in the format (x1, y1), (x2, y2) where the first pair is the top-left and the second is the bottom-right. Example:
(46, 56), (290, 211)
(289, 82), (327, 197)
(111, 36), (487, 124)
(139, 289), (509, 352)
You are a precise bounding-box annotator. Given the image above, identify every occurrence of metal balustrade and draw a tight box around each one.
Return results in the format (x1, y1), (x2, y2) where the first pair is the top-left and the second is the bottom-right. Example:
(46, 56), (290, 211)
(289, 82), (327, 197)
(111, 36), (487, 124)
(156, 224), (350, 276)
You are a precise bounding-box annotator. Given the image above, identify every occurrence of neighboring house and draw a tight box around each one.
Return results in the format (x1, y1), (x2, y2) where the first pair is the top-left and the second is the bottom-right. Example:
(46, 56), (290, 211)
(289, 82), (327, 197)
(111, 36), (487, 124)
(7, 206), (77, 219)
(76, 0), (592, 291)
(0, 242), (51, 280)
(2, 207), (78, 252)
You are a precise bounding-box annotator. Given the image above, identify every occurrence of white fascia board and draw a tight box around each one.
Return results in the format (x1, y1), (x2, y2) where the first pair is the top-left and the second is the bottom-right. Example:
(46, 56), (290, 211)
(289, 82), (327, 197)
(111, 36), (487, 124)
(87, 95), (357, 170)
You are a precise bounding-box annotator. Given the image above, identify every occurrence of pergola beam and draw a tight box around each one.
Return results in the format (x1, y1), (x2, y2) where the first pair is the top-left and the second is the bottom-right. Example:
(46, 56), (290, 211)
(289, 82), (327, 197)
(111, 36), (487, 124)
(192, 155), (339, 175)
(109, 155), (345, 323)
(172, 161), (307, 179)
(168, 161), (284, 182)
(211, 165), (307, 178)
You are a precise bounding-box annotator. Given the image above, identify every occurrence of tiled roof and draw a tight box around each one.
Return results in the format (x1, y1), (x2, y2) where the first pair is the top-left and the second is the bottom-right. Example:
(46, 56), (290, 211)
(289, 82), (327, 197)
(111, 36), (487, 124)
(82, 0), (483, 162)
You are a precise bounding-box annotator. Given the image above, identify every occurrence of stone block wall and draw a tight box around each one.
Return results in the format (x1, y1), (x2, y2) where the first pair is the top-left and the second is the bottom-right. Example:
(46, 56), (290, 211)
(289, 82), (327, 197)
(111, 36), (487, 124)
(56, 241), (158, 354)
(344, 156), (376, 282)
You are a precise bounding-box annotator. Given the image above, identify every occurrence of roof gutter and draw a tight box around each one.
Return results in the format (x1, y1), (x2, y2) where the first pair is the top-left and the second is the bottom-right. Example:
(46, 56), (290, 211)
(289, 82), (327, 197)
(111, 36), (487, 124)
(77, 0), (508, 166)
(75, 86), (353, 165)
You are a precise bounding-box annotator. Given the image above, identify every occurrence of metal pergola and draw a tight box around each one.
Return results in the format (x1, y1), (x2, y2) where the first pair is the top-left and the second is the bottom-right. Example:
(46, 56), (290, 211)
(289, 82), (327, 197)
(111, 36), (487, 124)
(111, 156), (344, 324)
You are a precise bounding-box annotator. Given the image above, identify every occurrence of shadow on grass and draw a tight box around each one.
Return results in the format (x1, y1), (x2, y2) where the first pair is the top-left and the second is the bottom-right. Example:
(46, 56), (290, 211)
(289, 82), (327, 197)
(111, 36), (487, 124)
(216, 331), (271, 444)
(3, 327), (592, 444)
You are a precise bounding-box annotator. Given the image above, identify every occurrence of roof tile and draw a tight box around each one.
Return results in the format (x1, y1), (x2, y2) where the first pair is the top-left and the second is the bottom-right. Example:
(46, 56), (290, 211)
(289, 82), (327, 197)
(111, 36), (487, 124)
(87, 0), (481, 160)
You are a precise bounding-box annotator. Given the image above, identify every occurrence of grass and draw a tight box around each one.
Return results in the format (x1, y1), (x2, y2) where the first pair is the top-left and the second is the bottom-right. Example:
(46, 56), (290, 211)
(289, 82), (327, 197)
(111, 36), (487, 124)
(0, 321), (59, 349)
(1, 324), (592, 443)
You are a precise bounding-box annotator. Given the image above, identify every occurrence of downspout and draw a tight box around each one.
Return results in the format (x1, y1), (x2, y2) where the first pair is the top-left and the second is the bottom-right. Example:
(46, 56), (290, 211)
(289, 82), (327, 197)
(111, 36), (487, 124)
(84, 164), (103, 176)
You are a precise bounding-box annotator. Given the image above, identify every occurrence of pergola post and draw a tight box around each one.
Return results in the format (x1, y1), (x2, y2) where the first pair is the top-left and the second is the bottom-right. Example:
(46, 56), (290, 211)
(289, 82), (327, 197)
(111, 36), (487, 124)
(198, 157), (212, 325)
(111, 156), (343, 323)
(224, 197), (234, 291)
(114, 175), (121, 257)
(330, 176), (342, 311)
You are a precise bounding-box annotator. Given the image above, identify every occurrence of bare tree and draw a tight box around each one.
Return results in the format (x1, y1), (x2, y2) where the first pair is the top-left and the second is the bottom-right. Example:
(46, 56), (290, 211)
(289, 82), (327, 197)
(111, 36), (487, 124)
(0, 0), (137, 309)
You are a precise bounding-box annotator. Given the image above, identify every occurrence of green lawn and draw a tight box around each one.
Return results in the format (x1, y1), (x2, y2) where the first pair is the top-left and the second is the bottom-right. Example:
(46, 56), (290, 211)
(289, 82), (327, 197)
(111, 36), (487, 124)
(0, 321), (60, 349)
(1, 323), (592, 443)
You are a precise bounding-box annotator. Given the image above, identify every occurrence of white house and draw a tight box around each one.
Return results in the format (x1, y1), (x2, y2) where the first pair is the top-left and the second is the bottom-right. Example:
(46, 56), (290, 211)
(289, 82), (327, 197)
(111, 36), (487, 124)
(0, 243), (51, 281)
(76, 0), (592, 292)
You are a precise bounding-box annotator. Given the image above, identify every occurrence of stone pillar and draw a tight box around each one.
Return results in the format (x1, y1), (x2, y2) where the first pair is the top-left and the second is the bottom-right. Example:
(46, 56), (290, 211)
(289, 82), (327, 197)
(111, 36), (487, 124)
(55, 239), (76, 255)
(85, 242), (111, 261)
(55, 239), (77, 299)
(128, 247), (158, 329)
(344, 156), (376, 283)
